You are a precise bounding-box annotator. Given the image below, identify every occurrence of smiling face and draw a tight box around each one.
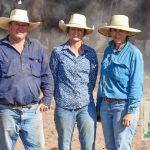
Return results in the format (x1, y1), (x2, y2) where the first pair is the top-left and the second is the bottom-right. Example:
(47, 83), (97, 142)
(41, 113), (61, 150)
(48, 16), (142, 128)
(110, 28), (129, 45)
(68, 27), (85, 43)
(9, 21), (29, 41)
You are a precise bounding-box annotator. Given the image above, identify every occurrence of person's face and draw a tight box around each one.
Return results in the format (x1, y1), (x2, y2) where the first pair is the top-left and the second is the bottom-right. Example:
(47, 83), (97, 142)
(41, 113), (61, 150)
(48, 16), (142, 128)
(9, 21), (29, 40)
(68, 27), (84, 42)
(110, 29), (129, 44)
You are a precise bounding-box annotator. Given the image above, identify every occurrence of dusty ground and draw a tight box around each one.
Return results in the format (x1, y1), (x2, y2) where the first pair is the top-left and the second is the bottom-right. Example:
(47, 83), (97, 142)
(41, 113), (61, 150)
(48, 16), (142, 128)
(14, 72), (150, 150)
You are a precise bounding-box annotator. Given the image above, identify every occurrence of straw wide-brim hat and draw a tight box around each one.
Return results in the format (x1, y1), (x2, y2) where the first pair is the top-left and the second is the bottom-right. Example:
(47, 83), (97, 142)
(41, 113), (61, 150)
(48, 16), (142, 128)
(59, 13), (94, 35)
(0, 9), (40, 30)
(98, 15), (141, 37)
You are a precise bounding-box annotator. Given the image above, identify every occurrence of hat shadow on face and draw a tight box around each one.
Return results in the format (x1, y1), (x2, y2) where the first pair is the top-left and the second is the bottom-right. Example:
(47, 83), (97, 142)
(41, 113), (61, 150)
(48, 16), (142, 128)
(51, 148), (58, 150)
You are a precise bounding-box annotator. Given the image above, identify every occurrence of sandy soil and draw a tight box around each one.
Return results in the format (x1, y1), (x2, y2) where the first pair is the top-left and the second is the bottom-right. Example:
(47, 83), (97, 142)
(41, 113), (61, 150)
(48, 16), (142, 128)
(14, 72), (150, 150)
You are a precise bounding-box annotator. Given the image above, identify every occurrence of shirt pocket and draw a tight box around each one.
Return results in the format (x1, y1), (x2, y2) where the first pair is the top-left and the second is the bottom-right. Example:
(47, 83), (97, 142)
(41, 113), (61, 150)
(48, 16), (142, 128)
(29, 57), (42, 77)
(109, 59), (129, 87)
(0, 59), (17, 77)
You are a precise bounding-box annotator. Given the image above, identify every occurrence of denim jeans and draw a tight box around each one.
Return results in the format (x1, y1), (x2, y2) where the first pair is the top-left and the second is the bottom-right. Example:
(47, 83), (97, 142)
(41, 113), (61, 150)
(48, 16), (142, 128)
(55, 102), (96, 150)
(0, 104), (45, 150)
(100, 100), (139, 150)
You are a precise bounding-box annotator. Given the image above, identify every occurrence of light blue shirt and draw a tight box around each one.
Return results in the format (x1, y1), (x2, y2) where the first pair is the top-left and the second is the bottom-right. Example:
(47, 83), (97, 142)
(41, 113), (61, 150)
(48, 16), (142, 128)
(50, 41), (98, 109)
(96, 40), (144, 114)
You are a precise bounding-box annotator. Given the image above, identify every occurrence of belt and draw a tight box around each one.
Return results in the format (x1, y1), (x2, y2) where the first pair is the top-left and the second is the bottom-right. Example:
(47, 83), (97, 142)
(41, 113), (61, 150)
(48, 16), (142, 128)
(103, 97), (126, 103)
(5, 102), (38, 110)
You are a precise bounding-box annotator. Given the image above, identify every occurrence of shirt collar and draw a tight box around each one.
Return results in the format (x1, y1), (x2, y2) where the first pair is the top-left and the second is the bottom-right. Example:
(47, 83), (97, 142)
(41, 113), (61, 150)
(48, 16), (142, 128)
(109, 40), (128, 53)
(1, 35), (32, 47)
(62, 40), (88, 53)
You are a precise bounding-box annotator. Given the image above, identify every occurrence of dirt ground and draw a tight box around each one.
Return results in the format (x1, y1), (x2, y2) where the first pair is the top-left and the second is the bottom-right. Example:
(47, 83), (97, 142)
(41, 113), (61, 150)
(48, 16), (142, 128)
(14, 72), (150, 150)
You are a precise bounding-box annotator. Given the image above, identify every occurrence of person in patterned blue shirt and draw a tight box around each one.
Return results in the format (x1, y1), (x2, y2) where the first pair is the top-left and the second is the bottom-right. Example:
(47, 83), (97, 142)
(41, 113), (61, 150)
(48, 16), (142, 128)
(96, 15), (144, 150)
(50, 13), (98, 150)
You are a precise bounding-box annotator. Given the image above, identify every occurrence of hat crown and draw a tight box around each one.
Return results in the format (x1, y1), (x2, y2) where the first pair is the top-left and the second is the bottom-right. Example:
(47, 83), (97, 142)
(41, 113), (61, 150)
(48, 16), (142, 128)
(68, 14), (87, 27)
(10, 9), (29, 22)
(110, 15), (129, 27)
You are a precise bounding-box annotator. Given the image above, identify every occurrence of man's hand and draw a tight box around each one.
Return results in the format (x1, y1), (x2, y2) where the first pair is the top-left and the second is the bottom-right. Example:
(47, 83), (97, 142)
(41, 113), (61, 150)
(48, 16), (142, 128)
(36, 103), (48, 113)
(123, 114), (134, 126)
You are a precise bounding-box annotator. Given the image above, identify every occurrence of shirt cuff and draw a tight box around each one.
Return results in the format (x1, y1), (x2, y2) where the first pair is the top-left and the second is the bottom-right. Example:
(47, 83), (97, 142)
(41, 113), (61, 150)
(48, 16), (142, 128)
(127, 107), (137, 114)
(40, 97), (51, 109)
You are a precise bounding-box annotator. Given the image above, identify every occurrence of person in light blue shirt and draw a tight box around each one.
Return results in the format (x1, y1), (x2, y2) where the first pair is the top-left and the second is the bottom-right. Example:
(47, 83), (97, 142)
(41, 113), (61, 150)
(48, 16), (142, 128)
(50, 14), (98, 150)
(96, 15), (144, 150)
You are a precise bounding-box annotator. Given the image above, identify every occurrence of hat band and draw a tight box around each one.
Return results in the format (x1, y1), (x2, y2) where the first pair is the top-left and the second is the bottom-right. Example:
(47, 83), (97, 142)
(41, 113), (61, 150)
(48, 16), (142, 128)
(67, 22), (87, 27)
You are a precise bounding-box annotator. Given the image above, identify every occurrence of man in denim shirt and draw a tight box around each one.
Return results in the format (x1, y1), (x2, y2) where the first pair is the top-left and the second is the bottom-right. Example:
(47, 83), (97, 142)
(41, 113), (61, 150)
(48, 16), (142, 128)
(0, 8), (54, 150)
(50, 14), (98, 150)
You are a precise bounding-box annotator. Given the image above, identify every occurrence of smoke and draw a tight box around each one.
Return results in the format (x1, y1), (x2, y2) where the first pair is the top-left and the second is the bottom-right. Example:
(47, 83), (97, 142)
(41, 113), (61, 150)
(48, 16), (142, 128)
(0, 0), (150, 67)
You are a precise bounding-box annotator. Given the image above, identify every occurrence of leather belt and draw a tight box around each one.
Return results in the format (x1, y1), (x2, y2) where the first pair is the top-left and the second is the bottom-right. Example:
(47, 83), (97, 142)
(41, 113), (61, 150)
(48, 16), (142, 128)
(5, 102), (38, 110)
(103, 97), (126, 103)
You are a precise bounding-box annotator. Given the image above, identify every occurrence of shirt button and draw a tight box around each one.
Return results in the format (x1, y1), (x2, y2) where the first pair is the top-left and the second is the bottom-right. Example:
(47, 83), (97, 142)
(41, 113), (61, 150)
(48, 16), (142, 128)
(22, 64), (25, 70)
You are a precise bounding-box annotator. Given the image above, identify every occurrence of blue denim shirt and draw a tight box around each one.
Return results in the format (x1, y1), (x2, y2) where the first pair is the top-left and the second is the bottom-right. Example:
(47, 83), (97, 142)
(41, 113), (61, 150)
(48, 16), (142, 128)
(0, 36), (54, 106)
(96, 40), (144, 114)
(50, 41), (98, 109)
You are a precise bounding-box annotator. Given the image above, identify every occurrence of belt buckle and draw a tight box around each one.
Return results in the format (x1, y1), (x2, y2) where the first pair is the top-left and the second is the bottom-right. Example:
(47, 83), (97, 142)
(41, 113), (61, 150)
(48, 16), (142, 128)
(104, 98), (126, 103)
(10, 106), (23, 111)
(11, 104), (32, 111)
(104, 97), (112, 103)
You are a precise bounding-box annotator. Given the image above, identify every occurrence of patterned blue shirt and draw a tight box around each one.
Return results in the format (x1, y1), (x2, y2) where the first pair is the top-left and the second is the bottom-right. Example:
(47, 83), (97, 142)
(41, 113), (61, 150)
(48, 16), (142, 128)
(0, 36), (54, 107)
(50, 41), (98, 109)
(96, 40), (144, 114)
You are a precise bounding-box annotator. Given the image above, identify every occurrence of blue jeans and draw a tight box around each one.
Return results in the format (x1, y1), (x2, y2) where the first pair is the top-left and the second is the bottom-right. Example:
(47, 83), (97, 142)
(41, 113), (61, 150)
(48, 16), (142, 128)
(0, 104), (45, 150)
(100, 100), (139, 150)
(55, 102), (96, 150)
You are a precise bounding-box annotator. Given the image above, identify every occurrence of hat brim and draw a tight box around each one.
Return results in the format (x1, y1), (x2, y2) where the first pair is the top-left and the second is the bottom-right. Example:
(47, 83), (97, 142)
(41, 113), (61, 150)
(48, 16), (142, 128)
(59, 20), (94, 35)
(0, 17), (40, 30)
(98, 25), (141, 37)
